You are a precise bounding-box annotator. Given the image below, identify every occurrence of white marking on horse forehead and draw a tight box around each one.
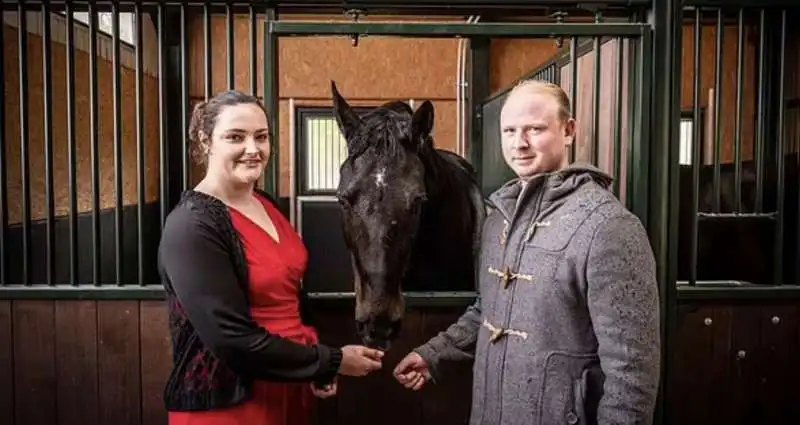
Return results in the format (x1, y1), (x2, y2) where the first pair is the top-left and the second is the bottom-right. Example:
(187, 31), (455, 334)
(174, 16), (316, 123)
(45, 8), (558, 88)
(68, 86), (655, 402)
(374, 167), (387, 187)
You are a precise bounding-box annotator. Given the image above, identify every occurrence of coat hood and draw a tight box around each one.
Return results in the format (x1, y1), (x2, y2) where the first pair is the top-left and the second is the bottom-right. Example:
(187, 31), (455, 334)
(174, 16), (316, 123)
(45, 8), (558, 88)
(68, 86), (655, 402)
(488, 162), (614, 221)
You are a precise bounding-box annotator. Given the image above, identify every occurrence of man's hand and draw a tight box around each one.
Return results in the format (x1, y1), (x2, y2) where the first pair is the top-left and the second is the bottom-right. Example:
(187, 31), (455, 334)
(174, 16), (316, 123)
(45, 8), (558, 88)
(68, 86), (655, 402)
(311, 377), (337, 399)
(393, 352), (432, 391)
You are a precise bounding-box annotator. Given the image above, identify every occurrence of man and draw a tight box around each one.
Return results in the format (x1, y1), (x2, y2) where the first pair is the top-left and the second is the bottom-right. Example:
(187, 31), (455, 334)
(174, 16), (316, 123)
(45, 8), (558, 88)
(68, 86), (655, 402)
(393, 79), (661, 425)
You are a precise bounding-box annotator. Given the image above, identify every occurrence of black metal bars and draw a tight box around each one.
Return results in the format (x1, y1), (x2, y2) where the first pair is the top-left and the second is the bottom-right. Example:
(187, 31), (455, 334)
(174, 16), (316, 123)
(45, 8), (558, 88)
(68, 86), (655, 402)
(679, 6), (793, 288)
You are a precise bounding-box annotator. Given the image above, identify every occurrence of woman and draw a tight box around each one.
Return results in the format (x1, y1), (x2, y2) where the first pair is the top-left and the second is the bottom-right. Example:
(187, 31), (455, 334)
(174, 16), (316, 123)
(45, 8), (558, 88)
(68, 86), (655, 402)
(158, 90), (384, 425)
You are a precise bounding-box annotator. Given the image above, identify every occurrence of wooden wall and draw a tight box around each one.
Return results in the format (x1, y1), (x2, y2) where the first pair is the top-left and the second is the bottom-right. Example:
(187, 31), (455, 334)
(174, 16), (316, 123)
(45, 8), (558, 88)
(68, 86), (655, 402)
(0, 300), (473, 425)
(2, 13), (162, 225)
(182, 12), (559, 192)
(671, 300), (800, 425)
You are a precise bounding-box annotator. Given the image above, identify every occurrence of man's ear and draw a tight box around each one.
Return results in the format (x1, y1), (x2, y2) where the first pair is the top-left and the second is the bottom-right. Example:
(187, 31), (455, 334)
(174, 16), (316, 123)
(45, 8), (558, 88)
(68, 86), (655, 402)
(411, 100), (434, 144)
(563, 118), (576, 146)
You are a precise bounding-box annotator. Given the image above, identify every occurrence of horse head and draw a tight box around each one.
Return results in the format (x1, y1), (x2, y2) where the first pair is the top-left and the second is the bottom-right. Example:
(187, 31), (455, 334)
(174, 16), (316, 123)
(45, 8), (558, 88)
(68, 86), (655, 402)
(331, 81), (434, 350)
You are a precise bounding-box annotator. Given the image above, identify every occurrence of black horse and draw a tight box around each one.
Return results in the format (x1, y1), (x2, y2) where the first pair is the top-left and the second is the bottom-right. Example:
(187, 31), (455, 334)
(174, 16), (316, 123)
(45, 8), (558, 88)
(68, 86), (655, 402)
(330, 82), (486, 350)
(676, 153), (799, 287)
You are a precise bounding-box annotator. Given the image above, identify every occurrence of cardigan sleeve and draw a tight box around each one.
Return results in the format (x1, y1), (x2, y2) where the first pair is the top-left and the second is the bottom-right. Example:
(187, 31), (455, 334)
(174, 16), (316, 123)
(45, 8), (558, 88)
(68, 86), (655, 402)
(159, 205), (342, 383)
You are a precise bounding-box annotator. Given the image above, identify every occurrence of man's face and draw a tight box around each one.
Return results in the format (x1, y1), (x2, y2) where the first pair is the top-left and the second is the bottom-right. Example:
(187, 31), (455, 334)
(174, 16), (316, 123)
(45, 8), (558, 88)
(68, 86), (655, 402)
(500, 91), (574, 180)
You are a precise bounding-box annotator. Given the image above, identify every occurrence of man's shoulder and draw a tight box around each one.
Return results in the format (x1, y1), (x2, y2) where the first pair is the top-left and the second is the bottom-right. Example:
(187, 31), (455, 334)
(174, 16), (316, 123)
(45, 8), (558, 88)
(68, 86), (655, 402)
(565, 182), (644, 239)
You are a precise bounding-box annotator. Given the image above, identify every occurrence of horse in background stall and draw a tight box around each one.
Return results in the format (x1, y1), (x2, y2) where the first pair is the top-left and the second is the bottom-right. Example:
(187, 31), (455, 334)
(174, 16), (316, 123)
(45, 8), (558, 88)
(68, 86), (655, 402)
(676, 152), (799, 286)
(330, 82), (486, 350)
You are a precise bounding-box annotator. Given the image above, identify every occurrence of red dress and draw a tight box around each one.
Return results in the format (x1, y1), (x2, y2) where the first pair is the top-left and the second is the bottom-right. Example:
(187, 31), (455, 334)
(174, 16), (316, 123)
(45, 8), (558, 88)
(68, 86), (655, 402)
(168, 194), (318, 425)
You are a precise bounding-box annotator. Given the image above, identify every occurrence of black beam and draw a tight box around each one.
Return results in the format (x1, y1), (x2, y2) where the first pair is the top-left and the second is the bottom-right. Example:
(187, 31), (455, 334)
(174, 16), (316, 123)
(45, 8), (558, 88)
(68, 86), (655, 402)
(649, 0), (682, 424)
(683, 0), (798, 6)
(468, 37), (490, 189)
(162, 7), (187, 213)
(1, 0), (650, 11)
(269, 22), (648, 37)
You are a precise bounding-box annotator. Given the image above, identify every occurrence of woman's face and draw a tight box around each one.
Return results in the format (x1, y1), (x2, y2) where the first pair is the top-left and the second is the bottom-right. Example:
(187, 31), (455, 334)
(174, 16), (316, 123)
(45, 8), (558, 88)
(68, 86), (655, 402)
(204, 103), (270, 187)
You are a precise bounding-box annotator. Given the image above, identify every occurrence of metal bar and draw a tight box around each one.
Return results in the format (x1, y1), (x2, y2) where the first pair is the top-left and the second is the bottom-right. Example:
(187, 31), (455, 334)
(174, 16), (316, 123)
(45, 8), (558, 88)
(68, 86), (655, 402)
(112, 5), (124, 285)
(712, 8), (722, 212)
(250, 5), (257, 95)
(633, 28), (652, 230)
(774, 9), (786, 286)
(650, 0), (681, 422)
(262, 9), (279, 196)
(697, 211), (779, 219)
(468, 37), (490, 188)
(754, 9), (766, 213)
(136, 4), (146, 287)
(268, 22), (648, 38)
(42, 1), (55, 285)
(625, 35), (638, 211)
(569, 36), (578, 164)
(684, 0), (797, 6)
(65, 5), (78, 286)
(0, 1), (5, 285)
(204, 2), (212, 100)
(18, 3), (31, 286)
(89, 3), (101, 285)
(612, 37), (623, 198)
(592, 32), (601, 167)
(158, 4), (168, 229)
(690, 8), (701, 286)
(181, 5), (189, 190)
(734, 8), (744, 211)
(227, 2), (234, 90)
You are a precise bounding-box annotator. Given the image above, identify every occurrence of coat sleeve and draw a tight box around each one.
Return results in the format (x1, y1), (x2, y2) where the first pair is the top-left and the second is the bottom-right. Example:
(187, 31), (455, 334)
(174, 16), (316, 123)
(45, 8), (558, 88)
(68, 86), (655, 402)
(412, 294), (482, 381)
(585, 213), (661, 425)
(159, 207), (342, 384)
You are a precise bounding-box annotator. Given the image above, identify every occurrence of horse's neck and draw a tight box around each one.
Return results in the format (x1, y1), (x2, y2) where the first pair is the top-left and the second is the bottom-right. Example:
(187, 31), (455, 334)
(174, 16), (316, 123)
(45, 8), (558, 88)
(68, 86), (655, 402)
(401, 152), (479, 291)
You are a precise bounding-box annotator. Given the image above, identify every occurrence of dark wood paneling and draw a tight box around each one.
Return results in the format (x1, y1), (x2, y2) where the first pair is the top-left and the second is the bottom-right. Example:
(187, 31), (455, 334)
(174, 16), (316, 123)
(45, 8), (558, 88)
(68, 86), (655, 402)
(0, 301), (13, 425)
(55, 301), (99, 425)
(0, 299), (473, 425)
(672, 301), (800, 425)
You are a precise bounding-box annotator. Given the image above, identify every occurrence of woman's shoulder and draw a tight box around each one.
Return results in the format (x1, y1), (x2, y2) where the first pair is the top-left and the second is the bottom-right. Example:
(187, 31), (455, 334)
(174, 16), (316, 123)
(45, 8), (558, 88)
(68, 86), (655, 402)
(163, 190), (230, 240)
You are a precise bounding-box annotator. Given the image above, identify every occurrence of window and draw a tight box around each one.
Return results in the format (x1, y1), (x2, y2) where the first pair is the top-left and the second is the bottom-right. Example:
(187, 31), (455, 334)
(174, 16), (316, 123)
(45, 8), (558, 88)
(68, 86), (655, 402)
(65, 12), (136, 45)
(296, 107), (370, 194)
(679, 118), (694, 165)
(679, 110), (704, 165)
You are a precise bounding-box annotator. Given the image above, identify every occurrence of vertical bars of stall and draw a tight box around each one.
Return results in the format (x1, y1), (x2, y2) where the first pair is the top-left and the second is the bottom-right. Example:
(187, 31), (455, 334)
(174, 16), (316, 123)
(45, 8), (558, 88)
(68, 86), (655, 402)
(684, 3), (788, 287)
(0, 0), (5, 287)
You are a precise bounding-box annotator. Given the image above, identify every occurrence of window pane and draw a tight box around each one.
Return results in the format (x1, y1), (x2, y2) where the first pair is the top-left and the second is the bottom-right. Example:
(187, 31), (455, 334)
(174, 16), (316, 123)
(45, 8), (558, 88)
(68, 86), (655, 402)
(679, 119), (693, 165)
(304, 116), (348, 192)
(69, 12), (136, 45)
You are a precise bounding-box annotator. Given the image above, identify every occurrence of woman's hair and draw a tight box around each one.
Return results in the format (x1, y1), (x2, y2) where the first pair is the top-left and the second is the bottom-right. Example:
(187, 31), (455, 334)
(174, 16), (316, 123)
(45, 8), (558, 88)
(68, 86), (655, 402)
(505, 79), (573, 123)
(187, 90), (269, 165)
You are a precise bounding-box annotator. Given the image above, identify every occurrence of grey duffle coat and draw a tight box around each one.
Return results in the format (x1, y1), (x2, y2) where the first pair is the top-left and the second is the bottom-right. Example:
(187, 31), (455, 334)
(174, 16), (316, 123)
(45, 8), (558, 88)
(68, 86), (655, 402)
(415, 164), (661, 425)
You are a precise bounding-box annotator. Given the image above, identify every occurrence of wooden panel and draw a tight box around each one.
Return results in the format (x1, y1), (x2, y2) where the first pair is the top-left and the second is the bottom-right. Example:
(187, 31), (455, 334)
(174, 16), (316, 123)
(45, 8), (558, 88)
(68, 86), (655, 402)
(0, 299), (474, 425)
(0, 301), (13, 425)
(98, 301), (142, 425)
(55, 301), (99, 425)
(680, 22), (759, 163)
(672, 301), (800, 425)
(759, 305), (800, 424)
(13, 301), (57, 425)
(139, 301), (172, 425)
(2, 23), (162, 224)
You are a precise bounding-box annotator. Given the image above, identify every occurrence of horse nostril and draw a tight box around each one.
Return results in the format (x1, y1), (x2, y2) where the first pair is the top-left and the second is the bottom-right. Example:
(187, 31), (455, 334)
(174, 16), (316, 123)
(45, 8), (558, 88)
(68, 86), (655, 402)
(356, 321), (369, 337)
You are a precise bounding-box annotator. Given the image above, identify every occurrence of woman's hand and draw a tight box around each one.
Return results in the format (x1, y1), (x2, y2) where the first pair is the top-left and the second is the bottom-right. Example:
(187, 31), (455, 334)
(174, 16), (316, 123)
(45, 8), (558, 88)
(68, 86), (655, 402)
(338, 345), (384, 376)
(311, 377), (338, 399)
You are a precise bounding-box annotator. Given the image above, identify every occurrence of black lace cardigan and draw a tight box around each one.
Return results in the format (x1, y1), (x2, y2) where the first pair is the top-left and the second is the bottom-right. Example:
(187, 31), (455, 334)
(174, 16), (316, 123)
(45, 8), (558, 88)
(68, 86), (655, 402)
(158, 189), (342, 412)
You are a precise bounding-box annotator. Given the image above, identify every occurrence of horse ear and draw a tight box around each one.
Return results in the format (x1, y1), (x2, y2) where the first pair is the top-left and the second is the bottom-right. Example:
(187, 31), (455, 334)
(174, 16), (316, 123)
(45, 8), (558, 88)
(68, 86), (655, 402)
(331, 81), (362, 144)
(411, 100), (434, 144)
